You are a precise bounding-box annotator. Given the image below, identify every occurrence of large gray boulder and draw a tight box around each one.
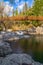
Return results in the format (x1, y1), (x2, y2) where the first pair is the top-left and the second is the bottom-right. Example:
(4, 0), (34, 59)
(0, 41), (12, 57)
(1, 54), (32, 65)
(0, 54), (43, 65)
(32, 62), (43, 65)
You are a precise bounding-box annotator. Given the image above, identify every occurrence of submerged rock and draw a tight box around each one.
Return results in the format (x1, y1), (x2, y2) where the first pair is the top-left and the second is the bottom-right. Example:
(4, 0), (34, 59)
(0, 41), (12, 57)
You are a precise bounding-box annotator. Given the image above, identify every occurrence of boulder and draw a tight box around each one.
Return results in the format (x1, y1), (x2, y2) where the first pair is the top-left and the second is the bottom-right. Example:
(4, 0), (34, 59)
(0, 41), (12, 57)
(1, 54), (32, 65)
(0, 54), (43, 65)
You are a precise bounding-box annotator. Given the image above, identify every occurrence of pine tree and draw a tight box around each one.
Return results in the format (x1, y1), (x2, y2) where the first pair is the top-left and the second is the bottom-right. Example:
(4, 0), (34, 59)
(33, 0), (43, 16)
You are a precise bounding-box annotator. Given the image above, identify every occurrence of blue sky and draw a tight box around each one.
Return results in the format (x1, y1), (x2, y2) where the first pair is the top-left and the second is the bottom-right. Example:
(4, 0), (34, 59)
(4, 0), (34, 10)
(1, 0), (33, 16)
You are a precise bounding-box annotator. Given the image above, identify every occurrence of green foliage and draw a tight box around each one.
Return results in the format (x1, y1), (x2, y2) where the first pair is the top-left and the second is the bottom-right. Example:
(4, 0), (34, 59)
(1, 0), (43, 30)
(15, 8), (18, 15)
(33, 0), (43, 16)
(32, 21), (42, 27)
(23, 21), (30, 25)
(0, 25), (3, 31)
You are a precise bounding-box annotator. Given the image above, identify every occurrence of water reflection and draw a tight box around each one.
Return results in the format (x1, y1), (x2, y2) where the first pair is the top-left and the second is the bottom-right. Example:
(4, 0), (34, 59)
(19, 36), (43, 63)
(9, 35), (43, 63)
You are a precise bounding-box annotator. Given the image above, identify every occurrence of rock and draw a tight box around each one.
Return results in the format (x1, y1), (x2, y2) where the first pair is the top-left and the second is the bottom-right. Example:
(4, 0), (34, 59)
(2, 32), (17, 41)
(0, 41), (12, 57)
(0, 57), (3, 64)
(22, 63), (32, 65)
(32, 62), (42, 65)
(0, 54), (43, 65)
(0, 35), (3, 40)
(32, 61), (43, 65)
(1, 54), (32, 65)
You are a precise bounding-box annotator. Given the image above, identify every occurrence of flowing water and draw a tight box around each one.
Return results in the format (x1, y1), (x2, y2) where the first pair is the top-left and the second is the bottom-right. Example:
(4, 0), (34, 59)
(8, 35), (43, 63)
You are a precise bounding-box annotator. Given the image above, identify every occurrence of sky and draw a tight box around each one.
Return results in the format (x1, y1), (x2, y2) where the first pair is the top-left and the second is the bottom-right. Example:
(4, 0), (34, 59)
(4, 0), (34, 10)
(0, 0), (34, 16)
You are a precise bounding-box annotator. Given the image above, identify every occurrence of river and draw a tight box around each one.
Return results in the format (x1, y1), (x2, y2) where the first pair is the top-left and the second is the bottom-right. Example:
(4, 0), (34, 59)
(8, 35), (43, 63)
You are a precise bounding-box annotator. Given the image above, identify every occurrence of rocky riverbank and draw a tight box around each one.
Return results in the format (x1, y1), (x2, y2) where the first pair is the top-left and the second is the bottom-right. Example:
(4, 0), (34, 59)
(0, 40), (43, 65)
(0, 31), (43, 65)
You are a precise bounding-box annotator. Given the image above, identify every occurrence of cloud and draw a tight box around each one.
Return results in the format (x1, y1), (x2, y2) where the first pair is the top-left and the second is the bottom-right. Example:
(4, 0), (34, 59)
(3, 1), (13, 16)
(18, 3), (24, 10)
(15, 0), (19, 3)
(17, 0), (29, 13)
(5, 1), (9, 5)
(3, 0), (33, 15)
(18, 1), (25, 12)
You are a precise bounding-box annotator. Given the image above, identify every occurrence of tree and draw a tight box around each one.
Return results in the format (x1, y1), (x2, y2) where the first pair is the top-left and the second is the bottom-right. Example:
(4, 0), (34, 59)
(23, 2), (28, 15)
(31, 0), (43, 27)
(15, 8), (18, 15)
(0, 1), (14, 31)
(0, 1), (5, 18)
(33, 0), (43, 16)
(23, 2), (28, 11)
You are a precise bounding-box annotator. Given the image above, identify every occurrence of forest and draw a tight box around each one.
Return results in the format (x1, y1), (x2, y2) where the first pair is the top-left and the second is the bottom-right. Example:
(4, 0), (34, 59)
(0, 0), (43, 31)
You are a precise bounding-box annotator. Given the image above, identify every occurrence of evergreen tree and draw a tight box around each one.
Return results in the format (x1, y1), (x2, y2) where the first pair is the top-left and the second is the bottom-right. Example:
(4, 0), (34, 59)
(33, 0), (43, 16)
(15, 8), (18, 15)
(23, 2), (28, 15)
